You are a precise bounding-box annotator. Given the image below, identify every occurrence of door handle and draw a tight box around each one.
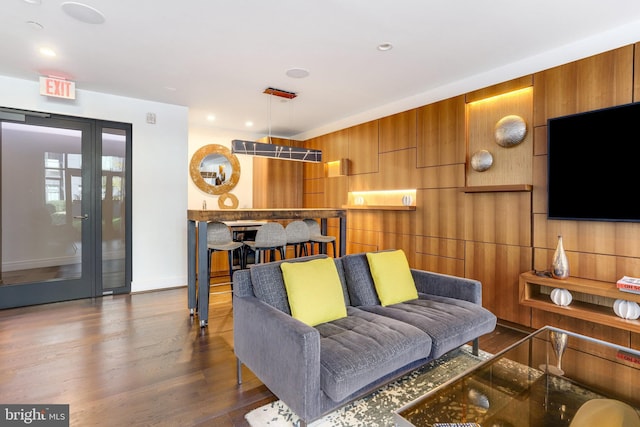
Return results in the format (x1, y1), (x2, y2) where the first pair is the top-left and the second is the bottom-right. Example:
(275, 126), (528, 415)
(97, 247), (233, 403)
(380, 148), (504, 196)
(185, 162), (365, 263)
(73, 214), (89, 220)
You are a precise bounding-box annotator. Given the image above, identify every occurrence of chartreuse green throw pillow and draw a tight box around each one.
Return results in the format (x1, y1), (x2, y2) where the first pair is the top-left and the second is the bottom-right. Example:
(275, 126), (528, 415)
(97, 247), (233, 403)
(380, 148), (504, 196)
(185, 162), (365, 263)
(281, 257), (347, 326)
(366, 249), (418, 306)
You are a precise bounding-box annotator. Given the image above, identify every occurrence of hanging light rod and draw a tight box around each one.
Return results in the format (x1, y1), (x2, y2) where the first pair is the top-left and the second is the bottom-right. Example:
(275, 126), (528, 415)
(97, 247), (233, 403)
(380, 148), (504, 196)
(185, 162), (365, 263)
(230, 87), (321, 162)
(263, 87), (297, 99)
(232, 139), (322, 163)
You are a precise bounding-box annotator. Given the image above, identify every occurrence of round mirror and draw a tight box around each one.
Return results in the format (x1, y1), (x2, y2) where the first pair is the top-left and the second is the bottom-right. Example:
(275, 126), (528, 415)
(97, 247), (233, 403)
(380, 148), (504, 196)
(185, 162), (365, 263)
(190, 144), (241, 195)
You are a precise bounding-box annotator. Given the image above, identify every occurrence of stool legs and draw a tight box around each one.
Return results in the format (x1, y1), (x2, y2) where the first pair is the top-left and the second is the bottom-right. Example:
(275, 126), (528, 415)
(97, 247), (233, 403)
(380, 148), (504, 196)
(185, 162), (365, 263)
(245, 247), (286, 265)
(309, 240), (336, 257)
(209, 248), (242, 284)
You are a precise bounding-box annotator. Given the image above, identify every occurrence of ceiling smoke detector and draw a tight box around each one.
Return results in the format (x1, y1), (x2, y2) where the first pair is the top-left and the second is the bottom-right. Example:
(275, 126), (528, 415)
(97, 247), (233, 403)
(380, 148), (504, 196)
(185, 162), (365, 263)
(286, 68), (310, 79)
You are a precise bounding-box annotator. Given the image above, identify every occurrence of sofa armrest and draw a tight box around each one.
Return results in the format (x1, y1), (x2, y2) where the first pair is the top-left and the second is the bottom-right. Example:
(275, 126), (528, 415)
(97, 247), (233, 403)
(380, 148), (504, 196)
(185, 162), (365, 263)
(233, 295), (321, 421)
(411, 269), (482, 304)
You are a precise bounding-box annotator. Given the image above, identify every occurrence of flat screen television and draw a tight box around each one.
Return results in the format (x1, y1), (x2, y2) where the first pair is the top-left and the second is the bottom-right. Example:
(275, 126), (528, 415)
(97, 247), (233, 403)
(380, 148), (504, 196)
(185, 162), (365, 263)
(547, 102), (640, 222)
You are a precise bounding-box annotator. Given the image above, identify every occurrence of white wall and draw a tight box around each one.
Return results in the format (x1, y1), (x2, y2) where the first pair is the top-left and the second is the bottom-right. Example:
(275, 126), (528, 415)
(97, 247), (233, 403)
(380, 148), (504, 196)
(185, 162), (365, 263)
(188, 126), (258, 210)
(0, 75), (189, 293)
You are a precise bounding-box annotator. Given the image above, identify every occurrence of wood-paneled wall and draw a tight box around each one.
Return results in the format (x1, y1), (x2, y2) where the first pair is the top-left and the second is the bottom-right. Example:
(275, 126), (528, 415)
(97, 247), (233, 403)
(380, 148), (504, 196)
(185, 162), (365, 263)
(253, 137), (303, 208)
(300, 41), (640, 343)
(528, 44), (640, 346)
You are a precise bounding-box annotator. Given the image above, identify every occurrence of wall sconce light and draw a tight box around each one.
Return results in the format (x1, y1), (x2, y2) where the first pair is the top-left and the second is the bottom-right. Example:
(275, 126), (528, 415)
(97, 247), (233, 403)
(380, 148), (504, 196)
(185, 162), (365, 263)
(326, 159), (349, 177)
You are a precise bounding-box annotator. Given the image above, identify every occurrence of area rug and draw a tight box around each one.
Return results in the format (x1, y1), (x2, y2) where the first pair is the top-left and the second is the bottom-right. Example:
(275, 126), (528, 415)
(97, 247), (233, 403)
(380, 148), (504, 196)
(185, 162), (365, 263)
(245, 345), (491, 427)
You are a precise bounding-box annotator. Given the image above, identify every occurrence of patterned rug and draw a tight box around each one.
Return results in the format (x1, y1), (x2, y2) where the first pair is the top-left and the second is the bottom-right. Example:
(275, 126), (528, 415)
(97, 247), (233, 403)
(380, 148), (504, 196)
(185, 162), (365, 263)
(245, 345), (491, 427)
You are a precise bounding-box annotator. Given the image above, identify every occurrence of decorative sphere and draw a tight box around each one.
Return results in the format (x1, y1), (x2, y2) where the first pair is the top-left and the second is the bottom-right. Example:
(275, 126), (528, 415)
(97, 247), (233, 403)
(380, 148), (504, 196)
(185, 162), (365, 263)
(613, 299), (640, 320)
(494, 115), (527, 147)
(550, 288), (572, 306)
(470, 150), (493, 172)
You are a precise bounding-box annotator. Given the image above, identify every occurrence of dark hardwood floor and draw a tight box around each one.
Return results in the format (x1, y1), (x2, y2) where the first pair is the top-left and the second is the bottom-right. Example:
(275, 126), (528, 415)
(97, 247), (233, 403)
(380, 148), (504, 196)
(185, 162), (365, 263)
(0, 282), (530, 426)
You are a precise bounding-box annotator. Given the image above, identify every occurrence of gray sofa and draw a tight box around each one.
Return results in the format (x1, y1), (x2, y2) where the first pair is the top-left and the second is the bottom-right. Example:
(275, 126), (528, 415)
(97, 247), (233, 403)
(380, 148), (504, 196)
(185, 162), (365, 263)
(233, 252), (497, 426)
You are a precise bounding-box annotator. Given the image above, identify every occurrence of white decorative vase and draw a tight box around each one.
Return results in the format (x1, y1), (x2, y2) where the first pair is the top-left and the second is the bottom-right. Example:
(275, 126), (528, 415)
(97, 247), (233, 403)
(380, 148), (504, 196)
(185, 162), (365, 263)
(550, 288), (572, 307)
(552, 235), (569, 280)
(613, 299), (640, 320)
(402, 195), (413, 206)
(354, 196), (365, 206)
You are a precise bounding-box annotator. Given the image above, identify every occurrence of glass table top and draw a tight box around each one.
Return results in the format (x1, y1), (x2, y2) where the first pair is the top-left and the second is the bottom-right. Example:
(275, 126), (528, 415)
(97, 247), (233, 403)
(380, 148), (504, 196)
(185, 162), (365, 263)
(394, 326), (640, 427)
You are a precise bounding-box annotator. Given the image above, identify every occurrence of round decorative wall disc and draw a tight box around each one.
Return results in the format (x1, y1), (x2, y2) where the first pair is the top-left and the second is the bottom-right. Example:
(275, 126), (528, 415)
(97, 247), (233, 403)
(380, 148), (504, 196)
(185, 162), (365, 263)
(218, 192), (239, 209)
(470, 150), (493, 172)
(494, 115), (527, 147)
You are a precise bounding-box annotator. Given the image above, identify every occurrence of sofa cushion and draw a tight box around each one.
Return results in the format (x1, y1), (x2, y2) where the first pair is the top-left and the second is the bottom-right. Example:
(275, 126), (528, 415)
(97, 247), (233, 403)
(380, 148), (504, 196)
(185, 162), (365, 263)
(366, 249), (418, 306)
(249, 255), (350, 314)
(281, 257), (347, 326)
(341, 253), (380, 306)
(359, 293), (497, 358)
(249, 258), (294, 314)
(315, 307), (432, 402)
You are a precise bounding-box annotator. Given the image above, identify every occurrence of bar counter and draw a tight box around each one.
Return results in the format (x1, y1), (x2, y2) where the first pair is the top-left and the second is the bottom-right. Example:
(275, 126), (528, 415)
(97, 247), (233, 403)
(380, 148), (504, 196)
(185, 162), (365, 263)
(187, 208), (347, 327)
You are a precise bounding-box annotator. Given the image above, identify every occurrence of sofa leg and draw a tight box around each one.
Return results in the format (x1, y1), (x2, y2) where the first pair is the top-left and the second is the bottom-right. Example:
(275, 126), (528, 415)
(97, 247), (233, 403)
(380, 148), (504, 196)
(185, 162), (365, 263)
(472, 338), (479, 356)
(294, 419), (307, 427)
(236, 358), (242, 385)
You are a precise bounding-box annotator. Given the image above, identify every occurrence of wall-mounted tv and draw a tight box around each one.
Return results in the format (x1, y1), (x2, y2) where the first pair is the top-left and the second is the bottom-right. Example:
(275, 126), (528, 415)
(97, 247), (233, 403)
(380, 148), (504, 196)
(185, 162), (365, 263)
(547, 102), (640, 222)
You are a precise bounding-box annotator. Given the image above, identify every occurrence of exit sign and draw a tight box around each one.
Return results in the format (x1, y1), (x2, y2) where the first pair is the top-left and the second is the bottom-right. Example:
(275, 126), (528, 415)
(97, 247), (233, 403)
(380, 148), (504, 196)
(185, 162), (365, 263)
(40, 76), (76, 99)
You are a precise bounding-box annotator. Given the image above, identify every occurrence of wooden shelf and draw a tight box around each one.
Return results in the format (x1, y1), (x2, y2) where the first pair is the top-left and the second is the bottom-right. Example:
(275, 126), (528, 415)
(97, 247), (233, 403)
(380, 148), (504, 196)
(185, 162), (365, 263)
(343, 205), (416, 211)
(519, 271), (640, 333)
(462, 184), (532, 193)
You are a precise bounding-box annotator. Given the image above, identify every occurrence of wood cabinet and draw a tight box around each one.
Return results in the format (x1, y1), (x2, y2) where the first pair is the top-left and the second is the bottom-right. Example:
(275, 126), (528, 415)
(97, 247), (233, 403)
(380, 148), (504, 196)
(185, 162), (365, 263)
(379, 109), (416, 153)
(520, 271), (640, 333)
(467, 242), (532, 325)
(348, 121), (379, 175)
(253, 137), (303, 208)
(466, 85), (533, 188)
(298, 40), (640, 338)
(416, 95), (465, 168)
(635, 42), (640, 100)
(533, 45), (633, 126)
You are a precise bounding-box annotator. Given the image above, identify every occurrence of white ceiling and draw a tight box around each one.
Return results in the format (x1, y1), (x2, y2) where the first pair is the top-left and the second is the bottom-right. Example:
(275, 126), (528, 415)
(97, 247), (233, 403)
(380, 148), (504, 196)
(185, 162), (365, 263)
(2, 0), (640, 140)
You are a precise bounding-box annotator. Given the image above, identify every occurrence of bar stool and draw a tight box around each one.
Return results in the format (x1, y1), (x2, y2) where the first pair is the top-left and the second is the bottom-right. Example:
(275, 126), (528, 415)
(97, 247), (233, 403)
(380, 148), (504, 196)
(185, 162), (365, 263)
(207, 221), (244, 284)
(304, 218), (336, 257)
(285, 220), (310, 258)
(242, 222), (287, 265)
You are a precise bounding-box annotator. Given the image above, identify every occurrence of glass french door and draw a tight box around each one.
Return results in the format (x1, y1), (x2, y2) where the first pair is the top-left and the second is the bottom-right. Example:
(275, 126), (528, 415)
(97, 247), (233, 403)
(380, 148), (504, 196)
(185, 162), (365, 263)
(100, 125), (131, 294)
(0, 110), (131, 309)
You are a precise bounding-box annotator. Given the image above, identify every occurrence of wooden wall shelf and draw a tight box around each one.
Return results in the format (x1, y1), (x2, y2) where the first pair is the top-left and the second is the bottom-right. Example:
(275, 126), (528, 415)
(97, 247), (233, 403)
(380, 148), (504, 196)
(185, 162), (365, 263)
(462, 184), (532, 193)
(343, 205), (416, 211)
(519, 271), (640, 333)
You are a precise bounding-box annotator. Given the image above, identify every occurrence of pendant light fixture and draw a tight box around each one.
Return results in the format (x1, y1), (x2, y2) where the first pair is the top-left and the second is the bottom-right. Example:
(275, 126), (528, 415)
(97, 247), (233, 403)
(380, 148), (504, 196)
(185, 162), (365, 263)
(231, 87), (322, 163)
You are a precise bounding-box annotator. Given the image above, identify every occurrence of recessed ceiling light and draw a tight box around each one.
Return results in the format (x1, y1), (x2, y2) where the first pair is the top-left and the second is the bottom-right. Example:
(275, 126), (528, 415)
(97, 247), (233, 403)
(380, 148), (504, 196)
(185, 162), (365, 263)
(286, 68), (310, 79)
(39, 47), (56, 57)
(377, 42), (393, 51)
(245, 121), (253, 127)
(207, 115), (215, 121)
(61, 2), (105, 24)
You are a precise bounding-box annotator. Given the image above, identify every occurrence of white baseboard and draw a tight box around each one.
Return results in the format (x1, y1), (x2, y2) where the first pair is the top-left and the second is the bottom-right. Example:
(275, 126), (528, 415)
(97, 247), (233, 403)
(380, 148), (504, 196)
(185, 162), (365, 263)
(131, 276), (187, 293)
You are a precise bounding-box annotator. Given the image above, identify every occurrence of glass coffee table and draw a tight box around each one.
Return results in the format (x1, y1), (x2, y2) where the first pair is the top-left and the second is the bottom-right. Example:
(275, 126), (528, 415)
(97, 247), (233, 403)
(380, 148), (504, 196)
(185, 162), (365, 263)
(394, 326), (640, 426)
